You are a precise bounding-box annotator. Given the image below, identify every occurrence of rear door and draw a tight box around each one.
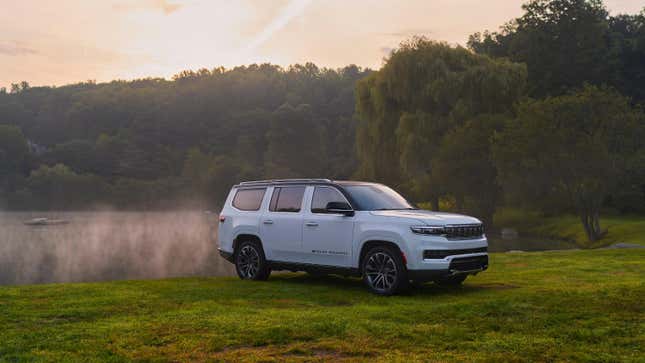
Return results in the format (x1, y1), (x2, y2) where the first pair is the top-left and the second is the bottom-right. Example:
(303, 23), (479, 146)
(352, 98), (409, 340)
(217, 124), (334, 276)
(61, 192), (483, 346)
(302, 186), (354, 267)
(260, 186), (306, 262)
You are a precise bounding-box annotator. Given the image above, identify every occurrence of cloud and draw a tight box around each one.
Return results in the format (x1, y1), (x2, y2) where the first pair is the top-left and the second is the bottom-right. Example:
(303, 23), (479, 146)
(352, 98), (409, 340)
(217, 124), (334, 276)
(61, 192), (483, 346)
(113, 0), (183, 15)
(0, 41), (38, 56)
(244, 0), (313, 54)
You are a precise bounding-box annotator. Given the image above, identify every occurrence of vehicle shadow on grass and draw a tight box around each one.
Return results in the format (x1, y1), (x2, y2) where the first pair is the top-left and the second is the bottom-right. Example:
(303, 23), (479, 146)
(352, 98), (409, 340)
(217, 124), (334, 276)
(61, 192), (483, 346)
(269, 272), (511, 298)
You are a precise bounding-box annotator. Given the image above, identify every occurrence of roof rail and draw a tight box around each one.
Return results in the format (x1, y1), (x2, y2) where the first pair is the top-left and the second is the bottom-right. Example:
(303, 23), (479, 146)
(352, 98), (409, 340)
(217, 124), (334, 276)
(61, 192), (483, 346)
(238, 178), (332, 186)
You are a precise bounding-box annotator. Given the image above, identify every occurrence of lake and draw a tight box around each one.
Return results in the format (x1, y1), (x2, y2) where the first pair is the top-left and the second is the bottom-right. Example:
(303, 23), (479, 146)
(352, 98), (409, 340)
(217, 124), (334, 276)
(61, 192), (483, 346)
(0, 211), (576, 285)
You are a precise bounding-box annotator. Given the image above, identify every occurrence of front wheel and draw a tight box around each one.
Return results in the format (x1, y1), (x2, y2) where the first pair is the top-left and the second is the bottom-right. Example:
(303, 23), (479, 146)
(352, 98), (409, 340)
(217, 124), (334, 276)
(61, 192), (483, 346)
(235, 241), (271, 281)
(362, 246), (408, 295)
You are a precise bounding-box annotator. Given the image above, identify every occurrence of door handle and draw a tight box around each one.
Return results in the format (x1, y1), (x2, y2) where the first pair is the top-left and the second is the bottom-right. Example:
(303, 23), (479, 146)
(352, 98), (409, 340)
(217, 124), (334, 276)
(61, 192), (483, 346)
(305, 221), (319, 227)
(263, 220), (274, 225)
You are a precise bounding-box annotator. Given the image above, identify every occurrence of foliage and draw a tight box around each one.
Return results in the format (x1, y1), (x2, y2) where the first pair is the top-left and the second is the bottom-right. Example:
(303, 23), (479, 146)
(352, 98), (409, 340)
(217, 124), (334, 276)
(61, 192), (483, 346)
(0, 125), (30, 207)
(492, 85), (645, 241)
(19, 164), (109, 210)
(468, 0), (645, 102)
(355, 39), (526, 222)
(0, 249), (643, 361)
(0, 64), (370, 209)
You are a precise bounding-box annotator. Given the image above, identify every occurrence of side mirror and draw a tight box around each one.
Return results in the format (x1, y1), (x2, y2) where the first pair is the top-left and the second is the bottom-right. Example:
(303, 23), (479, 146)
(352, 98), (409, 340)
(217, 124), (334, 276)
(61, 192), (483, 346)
(325, 201), (354, 216)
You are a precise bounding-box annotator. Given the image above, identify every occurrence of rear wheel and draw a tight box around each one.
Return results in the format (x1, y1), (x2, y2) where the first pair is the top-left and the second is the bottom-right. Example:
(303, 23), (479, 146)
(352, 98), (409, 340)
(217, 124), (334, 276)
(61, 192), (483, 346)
(362, 245), (408, 295)
(235, 241), (271, 281)
(433, 274), (467, 286)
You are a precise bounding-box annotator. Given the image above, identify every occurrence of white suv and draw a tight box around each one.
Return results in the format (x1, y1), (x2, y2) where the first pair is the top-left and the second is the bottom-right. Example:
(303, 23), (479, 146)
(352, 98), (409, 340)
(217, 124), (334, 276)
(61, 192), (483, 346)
(217, 179), (488, 295)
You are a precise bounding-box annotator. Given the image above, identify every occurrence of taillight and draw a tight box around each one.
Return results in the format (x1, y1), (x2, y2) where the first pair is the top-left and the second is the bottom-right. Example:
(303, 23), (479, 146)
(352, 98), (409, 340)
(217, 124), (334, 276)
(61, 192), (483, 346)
(219, 214), (226, 223)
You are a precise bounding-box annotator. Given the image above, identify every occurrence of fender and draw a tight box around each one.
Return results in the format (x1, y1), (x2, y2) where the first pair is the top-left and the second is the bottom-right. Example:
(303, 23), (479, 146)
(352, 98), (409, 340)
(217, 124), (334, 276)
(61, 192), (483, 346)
(352, 230), (409, 268)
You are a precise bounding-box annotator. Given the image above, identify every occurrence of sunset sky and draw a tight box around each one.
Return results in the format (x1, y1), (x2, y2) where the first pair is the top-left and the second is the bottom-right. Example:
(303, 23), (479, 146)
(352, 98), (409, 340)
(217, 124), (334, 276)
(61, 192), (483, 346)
(1, 0), (642, 88)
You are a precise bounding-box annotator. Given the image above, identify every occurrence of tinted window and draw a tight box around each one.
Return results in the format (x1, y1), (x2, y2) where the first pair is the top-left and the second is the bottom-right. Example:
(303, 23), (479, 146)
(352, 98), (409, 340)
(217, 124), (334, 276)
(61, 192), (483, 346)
(311, 187), (348, 213)
(269, 186), (305, 212)
(232, 188), (266, 211)
(343, 184), (415, 211)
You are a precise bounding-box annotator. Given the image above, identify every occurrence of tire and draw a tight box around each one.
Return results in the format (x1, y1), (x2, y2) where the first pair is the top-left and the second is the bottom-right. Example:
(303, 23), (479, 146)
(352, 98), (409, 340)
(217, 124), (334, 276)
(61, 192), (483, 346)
(235, 240), (271, 281)
(361, 245), (408, 295)
(433, 274), (467, 287)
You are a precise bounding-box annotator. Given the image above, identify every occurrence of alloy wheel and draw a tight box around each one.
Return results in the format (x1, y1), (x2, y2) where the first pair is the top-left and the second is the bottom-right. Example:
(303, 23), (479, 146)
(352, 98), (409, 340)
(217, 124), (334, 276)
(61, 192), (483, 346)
(365, 252), (398, 292)
(237, 245), (260, 279)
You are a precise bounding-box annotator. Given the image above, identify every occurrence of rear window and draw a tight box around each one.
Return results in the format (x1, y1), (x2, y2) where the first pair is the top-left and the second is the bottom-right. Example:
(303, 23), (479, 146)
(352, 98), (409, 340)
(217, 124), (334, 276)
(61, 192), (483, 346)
(232, 188), (266, 211)
(269, 186), (305, 212)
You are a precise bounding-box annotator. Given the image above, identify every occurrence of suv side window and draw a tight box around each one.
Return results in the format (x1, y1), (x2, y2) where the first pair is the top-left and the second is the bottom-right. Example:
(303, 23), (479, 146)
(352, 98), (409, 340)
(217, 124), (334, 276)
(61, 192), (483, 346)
(269, 186), (305, 212)
(311, 187), (348, 213)
(232, 188), (266, 211)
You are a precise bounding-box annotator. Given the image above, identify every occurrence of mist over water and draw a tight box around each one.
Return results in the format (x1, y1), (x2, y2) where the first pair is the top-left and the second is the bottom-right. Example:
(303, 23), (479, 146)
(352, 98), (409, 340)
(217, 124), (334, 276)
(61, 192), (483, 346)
(0, 211), (235, 285)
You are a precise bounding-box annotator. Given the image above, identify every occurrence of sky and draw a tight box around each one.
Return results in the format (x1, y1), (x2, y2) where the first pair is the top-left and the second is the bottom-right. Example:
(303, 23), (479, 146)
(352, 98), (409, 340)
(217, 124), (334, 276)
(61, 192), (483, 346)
(1, 0), (642, 88)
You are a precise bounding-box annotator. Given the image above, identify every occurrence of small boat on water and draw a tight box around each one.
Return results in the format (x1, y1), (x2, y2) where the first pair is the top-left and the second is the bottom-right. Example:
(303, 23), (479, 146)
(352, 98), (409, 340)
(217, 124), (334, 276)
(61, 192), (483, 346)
(24, 218), (70, 226)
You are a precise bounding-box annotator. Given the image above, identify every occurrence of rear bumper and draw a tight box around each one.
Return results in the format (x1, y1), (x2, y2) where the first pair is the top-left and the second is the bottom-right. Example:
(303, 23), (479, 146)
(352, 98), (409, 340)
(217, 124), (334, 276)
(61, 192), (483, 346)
(408, 254), (488, 281)
(218, 248), (234, 263)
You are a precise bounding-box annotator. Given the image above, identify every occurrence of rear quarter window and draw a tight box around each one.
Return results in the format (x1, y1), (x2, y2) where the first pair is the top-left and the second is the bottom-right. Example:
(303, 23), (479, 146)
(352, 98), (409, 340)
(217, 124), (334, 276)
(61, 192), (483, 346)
(232, 188), (266, 211)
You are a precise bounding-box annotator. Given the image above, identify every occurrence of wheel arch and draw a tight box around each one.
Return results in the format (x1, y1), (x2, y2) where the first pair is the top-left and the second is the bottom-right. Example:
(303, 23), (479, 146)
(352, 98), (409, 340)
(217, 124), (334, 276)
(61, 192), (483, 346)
(358, 240), (407, 273)
(233, 233), (264, 254)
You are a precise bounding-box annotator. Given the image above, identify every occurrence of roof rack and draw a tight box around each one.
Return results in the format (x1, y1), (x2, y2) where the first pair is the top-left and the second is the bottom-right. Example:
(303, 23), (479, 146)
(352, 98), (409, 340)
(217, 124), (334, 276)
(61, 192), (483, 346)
(238, 178), (332, 186)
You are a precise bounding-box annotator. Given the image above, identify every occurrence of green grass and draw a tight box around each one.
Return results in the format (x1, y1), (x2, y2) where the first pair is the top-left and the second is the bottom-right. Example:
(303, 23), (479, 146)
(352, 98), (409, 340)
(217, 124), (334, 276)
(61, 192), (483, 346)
(1, 249), (644, 362)
(494, 209), (645, 247)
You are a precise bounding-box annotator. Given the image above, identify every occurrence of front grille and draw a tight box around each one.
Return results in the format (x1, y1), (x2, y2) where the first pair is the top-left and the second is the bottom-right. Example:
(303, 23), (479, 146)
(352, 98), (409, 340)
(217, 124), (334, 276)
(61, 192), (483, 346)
(449, 255), (489, 271)
(423, 247), (487, 259)
(444, 224), (484, 239)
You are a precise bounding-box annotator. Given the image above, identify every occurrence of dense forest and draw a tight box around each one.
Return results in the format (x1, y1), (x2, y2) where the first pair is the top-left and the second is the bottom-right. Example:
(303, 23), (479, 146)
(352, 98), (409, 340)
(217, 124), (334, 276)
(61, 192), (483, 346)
(1, 0), (644, 241)
(0, 64), (370, 209)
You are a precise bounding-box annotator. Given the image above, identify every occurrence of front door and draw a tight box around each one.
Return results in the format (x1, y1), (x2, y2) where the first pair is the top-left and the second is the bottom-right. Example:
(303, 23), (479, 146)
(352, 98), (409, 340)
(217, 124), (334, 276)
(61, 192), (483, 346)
(302, 186), (354, 267)
(260, 186), (306, 262)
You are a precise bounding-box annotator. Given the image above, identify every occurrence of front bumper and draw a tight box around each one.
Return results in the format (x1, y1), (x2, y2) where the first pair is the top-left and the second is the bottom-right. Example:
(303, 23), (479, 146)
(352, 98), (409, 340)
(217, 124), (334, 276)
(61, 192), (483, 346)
(408, 254), (489, 281)
(404, 234), (489, 280)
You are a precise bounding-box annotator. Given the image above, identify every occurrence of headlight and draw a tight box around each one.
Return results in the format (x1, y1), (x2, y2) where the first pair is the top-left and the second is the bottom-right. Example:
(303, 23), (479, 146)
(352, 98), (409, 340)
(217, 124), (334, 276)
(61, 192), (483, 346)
(410, 225), (445, 235)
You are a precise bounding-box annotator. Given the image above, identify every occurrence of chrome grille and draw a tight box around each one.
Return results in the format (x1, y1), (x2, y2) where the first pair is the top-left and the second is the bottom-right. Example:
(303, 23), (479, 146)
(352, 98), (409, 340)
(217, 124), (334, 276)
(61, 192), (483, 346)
(444, 224), (484, 239)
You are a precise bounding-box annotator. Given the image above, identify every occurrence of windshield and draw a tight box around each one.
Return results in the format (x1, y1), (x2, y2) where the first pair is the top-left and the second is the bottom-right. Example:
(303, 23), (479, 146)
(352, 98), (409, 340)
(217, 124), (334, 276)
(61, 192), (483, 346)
(343, 184), (415, 211)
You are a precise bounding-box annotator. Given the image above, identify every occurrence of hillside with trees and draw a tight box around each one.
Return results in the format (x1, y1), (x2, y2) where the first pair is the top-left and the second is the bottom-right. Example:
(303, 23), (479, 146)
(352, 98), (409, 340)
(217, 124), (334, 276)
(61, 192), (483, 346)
(0, 64), (370, 209)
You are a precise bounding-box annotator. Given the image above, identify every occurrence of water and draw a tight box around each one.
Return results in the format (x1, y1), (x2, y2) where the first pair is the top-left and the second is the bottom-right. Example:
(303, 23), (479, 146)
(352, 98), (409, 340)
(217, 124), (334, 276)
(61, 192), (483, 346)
(0, 211), (235, 285)
(487, 235), (577, 252)
(0, 211), (576, 285)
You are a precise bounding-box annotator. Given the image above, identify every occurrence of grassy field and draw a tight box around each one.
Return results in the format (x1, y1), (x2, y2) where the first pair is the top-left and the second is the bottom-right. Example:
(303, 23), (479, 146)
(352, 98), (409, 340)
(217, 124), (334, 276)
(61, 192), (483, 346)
(494, 209), (645, 248)
(1, 249), (643, 362)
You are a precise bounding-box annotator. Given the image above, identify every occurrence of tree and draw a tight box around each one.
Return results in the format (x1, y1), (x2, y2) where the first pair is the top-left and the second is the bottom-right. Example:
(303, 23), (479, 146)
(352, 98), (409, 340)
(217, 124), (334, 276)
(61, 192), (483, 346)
(264, 103), (325, 178)
(355, 38), (526, 215)
(46, 139), (98, 173)
(0, 124), (29, 175)
(468, 0), (645, 103)
(432, 115), (507, 226)
(492, 85), (644, 242)
(0, 125), (30, 206)
(26, 164), (108, 209)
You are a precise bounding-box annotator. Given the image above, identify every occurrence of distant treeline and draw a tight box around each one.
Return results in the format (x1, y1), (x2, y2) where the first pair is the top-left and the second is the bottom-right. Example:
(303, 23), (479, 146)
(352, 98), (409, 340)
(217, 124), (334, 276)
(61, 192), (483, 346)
(0, 64), (370, 210)
(1, 0), (644, 242)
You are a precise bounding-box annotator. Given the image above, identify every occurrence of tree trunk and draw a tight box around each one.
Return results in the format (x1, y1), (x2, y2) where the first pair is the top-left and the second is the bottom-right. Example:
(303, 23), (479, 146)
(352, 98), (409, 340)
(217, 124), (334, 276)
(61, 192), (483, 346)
(455, 194), (464, 212)
(580, 209), (602, 242)
(431, 195), (440, 211)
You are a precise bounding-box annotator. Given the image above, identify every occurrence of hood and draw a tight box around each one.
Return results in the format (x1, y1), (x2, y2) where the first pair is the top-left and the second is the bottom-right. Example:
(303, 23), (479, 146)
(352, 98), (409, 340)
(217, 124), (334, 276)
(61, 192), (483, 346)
(369, 209), (481, 225)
